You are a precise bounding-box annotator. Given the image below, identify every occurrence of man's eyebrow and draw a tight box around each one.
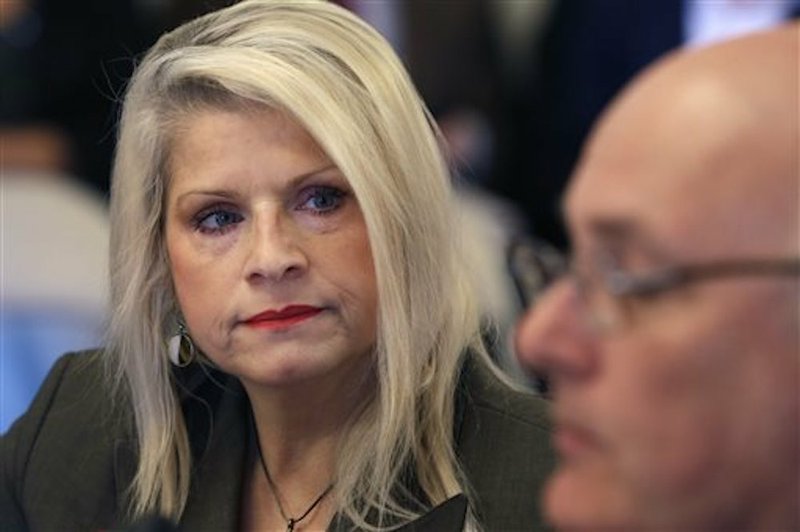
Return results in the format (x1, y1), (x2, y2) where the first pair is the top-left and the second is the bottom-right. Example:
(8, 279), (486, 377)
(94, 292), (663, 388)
(560, 199), (638, 243)
(580, 216), (679, 263)
(567, 215), (646, 254)
(586, 218), (640, 242)
(560, 195), (639, 241)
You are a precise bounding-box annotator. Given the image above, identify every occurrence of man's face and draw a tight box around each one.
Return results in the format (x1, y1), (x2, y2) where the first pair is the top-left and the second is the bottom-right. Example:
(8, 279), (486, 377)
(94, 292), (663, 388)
(515, 73), (799, 530)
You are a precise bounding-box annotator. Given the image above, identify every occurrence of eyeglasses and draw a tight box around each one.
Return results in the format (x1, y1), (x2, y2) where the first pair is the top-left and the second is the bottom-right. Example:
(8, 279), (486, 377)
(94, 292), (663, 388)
(508, 237), (800, 334)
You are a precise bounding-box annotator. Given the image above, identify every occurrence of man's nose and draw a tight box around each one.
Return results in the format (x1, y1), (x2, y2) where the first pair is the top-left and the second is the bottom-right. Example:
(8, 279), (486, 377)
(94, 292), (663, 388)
(514, 279), (599, 384)
(244, 211), (308, 284)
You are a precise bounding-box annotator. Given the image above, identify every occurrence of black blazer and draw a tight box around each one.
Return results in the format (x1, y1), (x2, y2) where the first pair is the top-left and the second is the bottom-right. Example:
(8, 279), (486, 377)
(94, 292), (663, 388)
(2, 351), (554, 530)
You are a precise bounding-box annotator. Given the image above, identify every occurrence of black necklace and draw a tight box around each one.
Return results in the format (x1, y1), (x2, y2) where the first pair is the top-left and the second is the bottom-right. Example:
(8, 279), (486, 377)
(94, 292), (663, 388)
(253, 436), (334, 532)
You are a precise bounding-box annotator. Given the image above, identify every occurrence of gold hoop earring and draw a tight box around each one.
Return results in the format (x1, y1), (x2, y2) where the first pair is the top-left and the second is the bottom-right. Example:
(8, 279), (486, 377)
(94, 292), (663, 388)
(168, 323), (196, 367)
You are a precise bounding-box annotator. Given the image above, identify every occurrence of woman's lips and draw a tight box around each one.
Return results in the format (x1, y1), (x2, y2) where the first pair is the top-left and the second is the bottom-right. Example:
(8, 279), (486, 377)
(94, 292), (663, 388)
(243, 305), (323, 330)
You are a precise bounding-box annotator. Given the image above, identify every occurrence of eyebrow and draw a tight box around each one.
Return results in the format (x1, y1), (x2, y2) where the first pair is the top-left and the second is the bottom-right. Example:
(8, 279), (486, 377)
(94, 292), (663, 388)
(172, 163), (341, 206)
(586, 218), (640, 242)
(579, 216), (684, 265)
(566, 212), (643, 251)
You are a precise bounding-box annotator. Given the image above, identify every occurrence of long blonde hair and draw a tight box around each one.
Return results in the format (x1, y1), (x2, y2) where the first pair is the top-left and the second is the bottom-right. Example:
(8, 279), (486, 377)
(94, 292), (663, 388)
(108, 1), (488, 528)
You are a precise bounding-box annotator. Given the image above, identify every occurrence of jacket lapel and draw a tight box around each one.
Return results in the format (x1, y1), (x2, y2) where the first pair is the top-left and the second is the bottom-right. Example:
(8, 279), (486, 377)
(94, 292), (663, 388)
(178, 365), (250, 530)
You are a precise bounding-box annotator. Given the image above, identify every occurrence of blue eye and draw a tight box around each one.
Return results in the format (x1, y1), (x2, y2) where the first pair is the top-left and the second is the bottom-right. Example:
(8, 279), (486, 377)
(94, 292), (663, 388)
(195, 208), (243, 234)
(298, 186), (346, 214)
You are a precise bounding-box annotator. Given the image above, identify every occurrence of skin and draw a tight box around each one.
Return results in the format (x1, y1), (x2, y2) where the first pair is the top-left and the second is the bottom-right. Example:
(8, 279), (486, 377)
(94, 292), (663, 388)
(165, 106), (378, 529)
(516, 24), (799, 531)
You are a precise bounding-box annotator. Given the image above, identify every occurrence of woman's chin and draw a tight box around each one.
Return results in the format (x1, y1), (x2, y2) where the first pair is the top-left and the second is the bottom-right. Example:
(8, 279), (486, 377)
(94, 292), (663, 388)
(229, 347), (371, 391)
(214, 350), (314, 388)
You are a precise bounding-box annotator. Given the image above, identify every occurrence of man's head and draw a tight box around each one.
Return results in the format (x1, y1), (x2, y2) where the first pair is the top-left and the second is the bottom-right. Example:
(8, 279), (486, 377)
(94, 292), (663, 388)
(516, 24), (799, 530)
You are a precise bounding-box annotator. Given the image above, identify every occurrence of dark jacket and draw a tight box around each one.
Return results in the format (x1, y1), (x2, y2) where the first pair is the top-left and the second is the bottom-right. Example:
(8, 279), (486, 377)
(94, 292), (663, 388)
(2, 351), (554, 531)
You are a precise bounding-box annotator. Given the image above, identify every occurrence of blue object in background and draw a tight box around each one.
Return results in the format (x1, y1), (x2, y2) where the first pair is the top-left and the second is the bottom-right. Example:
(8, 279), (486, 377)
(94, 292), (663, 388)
(1, 173), (109, 434)
(1, 309), (104, 433)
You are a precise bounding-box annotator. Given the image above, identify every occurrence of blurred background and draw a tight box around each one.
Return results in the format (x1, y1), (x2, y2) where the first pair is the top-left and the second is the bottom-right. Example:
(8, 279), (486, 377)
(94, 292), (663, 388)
(2, 0), (797, 431)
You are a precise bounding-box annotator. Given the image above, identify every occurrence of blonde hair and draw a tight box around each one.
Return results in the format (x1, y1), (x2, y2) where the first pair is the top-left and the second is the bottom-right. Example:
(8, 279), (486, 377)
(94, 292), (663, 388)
(108, 0), (488, 528)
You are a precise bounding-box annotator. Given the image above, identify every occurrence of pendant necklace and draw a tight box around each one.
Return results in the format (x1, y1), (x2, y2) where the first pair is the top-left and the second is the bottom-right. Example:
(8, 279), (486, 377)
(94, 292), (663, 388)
(254, 435), (334, 532)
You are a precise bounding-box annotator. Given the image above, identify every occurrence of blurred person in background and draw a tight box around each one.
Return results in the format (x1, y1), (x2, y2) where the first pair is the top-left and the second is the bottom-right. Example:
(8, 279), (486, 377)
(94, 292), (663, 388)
(515, 23), (799, 530)
(0, 176), (109, 433)
(1, 0), (151, 193)
(497, 0), (800, 249)
(0, 0), (150, 431)
(338, 1), (800, 384)
(2, 1), (553, 529)
(339, 1), (553, 383)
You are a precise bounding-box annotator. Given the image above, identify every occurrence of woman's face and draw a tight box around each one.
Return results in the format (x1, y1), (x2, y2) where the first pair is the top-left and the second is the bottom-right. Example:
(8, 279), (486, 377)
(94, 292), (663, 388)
(165, 107), (378, 390)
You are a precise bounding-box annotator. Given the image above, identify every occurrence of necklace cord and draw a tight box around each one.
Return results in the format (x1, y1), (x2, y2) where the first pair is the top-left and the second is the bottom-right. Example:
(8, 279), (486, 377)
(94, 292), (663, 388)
(254, 431), (334, 531)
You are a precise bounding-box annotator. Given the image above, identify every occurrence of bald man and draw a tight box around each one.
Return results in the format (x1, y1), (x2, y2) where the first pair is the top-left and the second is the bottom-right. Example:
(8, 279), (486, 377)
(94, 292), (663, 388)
(515, 23), (800, 531)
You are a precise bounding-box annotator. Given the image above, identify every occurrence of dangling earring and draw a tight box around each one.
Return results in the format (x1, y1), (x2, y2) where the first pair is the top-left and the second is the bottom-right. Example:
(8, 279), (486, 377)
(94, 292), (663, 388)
(168, 322), (196, 367)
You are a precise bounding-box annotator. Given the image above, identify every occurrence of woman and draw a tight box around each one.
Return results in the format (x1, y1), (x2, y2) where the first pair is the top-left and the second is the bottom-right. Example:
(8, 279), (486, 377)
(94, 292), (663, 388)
(1, 1), (553, 530)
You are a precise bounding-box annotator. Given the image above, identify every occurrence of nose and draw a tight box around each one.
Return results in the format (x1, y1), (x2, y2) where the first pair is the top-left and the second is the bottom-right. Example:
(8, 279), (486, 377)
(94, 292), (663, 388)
(514, 279), (599, 387)
(244, 210), (308, 284)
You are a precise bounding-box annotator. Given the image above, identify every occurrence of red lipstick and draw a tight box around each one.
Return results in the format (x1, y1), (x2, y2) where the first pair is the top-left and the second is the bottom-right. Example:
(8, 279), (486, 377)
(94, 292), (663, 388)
(244, 305), (323, 330)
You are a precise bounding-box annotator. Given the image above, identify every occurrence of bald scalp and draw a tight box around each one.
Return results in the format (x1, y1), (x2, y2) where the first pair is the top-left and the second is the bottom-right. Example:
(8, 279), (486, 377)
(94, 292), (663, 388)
(599, 22), (798, 142)
(570, 22), (799, 254)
